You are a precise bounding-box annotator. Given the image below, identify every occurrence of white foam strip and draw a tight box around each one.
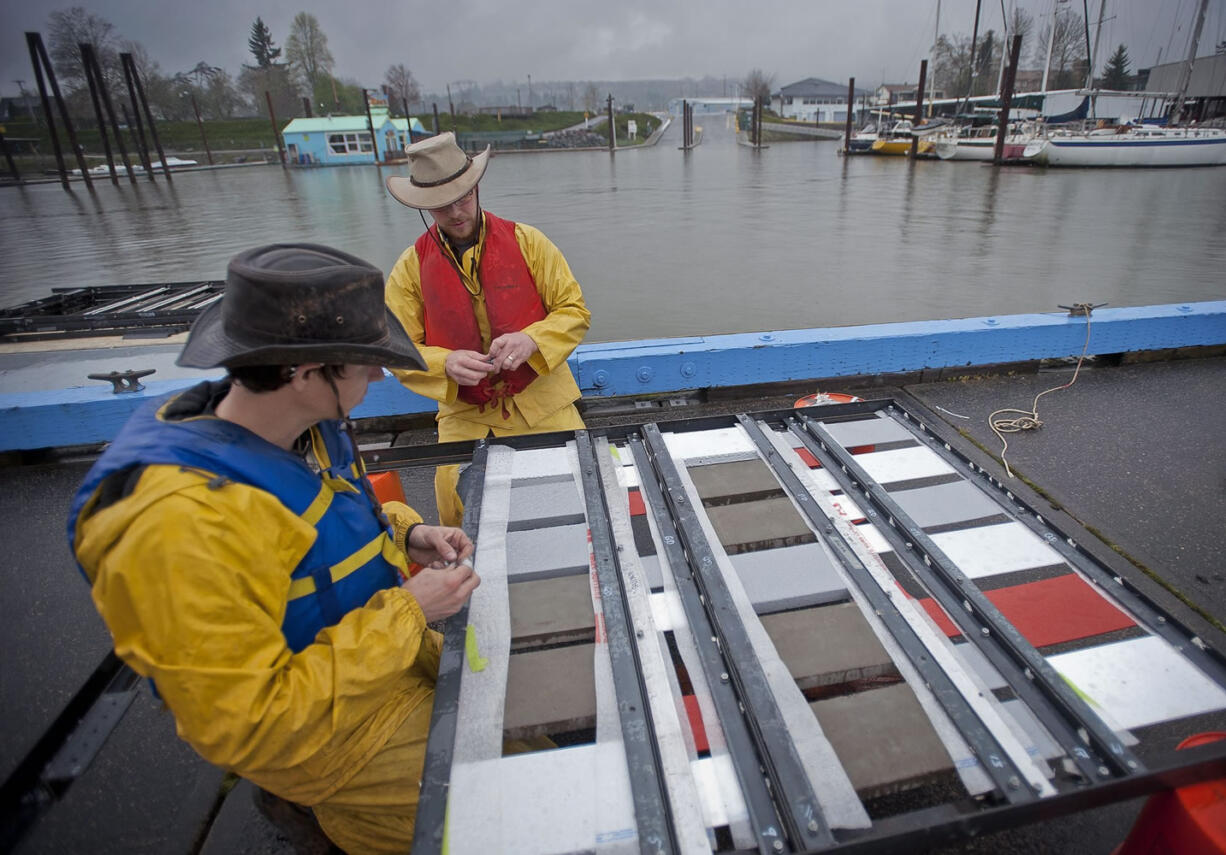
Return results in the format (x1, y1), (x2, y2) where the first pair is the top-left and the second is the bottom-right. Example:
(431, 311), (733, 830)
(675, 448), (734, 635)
(452, 444), (515, 765)
(1050, 635), (1226, 731)
(593, 437), (712, 854)
(663, 426), (756, 460)
(509, 445), (573, 480)
(691, 755), (749, 830)
(763, 429), (1026, 797)
(671, 451), (872, 829)
(633, 454), (754, 850)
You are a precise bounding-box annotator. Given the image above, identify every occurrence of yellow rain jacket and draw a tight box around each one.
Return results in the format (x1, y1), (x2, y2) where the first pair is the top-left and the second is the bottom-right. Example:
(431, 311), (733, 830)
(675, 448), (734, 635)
(75, 463), (440, 851)
(385, 212), (591, 442)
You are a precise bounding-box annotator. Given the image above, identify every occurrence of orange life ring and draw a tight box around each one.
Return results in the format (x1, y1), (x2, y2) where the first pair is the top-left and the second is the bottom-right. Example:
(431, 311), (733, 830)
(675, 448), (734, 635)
(793, 392), (865, 408)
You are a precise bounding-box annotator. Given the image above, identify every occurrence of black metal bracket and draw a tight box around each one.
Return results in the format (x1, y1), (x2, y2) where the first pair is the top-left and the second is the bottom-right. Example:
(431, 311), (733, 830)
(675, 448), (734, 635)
(575, 431), (677, 855)
(793, 411), (1142, 783)
(411, 440), (489, 855)
(637, 424), (836, 852)
(87, 368), (155, 394)
(735, 414), (1039, 805)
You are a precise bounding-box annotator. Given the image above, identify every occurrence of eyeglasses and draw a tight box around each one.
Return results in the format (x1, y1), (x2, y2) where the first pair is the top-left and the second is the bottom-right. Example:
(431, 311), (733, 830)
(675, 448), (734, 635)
(429, 188), (475, 213)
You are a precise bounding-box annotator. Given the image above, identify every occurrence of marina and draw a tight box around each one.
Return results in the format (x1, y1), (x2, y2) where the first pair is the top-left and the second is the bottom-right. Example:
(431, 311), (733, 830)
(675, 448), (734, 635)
(3, 49), (1226, 855)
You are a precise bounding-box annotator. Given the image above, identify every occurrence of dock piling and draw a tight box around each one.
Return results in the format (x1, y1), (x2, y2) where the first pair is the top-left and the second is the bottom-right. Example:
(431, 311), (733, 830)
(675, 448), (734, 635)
(122, 53), (171, 181)
(82, 42), (136, 184)
(80, 44), (118, 185)
(843, 78), (855, 154)
(25, 32), (91, 190)
(994, 35), (1023, 165)
(265, 92), (286, 167)
(910, 60), (928, 159)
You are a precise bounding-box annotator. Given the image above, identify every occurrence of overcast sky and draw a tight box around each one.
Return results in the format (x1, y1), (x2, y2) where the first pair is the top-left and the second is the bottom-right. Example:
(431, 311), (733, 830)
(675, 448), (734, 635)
(1, 0), (1221, 98)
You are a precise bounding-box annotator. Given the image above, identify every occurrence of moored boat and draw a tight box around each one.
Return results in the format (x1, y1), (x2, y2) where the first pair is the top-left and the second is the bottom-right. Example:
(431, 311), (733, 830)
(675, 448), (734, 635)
(1022, 125), (1226, 167)
(934, 124), (1035, 161)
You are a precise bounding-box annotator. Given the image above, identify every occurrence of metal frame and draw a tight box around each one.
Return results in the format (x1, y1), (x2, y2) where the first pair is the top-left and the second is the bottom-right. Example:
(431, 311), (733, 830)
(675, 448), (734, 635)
(575, 430), (678, 854)
(788, 411), (1143, 782)
(734, 415), (1039, 804)
(410, 440), (489, 854)
(638, 423), (836, 851)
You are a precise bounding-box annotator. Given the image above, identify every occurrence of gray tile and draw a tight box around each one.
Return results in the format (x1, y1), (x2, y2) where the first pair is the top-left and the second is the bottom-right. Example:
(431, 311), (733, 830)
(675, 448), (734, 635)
(730, 544), (848, 613)
(891, 480), (1005, 529)
(689, 459), (782, 504)
(820, 417), (916, 448)
(506, 524), (591, 582)
(508, 478), (585, 527)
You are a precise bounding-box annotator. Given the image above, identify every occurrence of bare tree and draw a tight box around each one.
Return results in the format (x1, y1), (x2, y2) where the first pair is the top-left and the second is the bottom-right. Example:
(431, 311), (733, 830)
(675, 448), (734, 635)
(743, 68), (775, 103)
(582, 82), (600, 113)
(384, 63), (421, 112)
(47, 6), (122, 91)
(1035, 7), (1088, 88)
(285, 12), (334, 96)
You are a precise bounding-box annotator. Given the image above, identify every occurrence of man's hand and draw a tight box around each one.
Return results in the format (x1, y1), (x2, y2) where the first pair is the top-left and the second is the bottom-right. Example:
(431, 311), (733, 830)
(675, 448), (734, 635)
(487, 331), (539, 373)
(444, 349), (497, 386)
(403, 562), (480, 622)
(406, 524), (474, 568)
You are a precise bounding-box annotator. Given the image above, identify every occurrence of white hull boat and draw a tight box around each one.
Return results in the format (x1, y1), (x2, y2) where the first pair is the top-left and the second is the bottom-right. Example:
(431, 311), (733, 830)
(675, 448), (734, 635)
(1022, 127), (1226, 167)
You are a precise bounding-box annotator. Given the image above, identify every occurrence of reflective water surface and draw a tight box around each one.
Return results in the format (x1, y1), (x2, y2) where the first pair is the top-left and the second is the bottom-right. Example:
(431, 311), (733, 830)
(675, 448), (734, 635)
(2, 115), (1224, 343)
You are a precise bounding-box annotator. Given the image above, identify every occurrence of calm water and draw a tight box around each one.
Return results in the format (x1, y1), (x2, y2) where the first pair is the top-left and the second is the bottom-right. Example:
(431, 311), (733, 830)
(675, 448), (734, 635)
(2, 114), (1224, 343)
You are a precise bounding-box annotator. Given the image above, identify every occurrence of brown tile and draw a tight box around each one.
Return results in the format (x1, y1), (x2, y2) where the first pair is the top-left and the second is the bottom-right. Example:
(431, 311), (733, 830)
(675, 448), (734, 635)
(705, 497), (816, 554)
(509, 575), (596, 649)
(761, 603), (896, 691)
(504, 644), (596, 739)
(809, 682), (955, 797)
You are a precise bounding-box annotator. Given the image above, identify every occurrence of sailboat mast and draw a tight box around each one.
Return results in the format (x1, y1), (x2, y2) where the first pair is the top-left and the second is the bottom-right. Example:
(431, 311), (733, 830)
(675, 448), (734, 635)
(996, 0), (1013, 96)
(1087, 0), (1106, 118)
(962, 0), (983, 114)
(929, 0), (941, 116)
(1169, 0), (1210, 124)
(1040, 0), (1064, 111)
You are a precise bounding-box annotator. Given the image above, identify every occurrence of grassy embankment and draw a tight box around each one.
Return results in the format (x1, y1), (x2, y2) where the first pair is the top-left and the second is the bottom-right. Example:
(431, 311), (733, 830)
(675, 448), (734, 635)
(2, 109), (661, 177)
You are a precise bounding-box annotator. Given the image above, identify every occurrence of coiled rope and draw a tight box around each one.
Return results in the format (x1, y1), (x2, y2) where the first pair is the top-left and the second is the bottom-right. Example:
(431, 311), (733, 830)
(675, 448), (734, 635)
(989, 306), (1094, 478)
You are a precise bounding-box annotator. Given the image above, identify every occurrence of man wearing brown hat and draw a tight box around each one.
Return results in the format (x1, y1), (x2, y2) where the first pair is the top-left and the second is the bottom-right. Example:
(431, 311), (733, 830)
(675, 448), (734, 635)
(69, 244), (479, 853)
(385, 131), (590, 525)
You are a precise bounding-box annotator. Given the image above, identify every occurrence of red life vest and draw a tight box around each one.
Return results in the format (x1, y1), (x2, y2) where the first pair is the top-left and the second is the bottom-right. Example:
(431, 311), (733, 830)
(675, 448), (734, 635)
(416, 213), (547, 415)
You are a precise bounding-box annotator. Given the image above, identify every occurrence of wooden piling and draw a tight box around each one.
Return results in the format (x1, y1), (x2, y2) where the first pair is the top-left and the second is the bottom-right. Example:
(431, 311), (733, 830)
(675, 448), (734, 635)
(432, 103), (440, 134)
(190, 93), (213, 165)
(120, 101), (153, 181)
(301, 96), (313, 118)
(843, 78), (855, 154)
(80, 44), (118, 185)
(26, 32), (90, 189)
(607, 93), (615, 152)
(994, 35), (1024, 165)
(0, 133), (19, 181)
(81, 42), (136, 184)
(265, 92), (286, 167)
(910, 59), (927, 159)
(362, 89), (379, 164)
(123, 53), (171, 180)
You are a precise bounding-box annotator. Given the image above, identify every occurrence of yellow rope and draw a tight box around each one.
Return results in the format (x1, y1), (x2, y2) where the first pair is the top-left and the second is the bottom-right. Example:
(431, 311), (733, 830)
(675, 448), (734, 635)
(989, 307), (1093, 478)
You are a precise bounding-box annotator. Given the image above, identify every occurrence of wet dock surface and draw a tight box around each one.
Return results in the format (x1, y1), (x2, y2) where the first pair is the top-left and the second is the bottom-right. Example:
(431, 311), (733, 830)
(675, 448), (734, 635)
(2, 353), (1223, 853)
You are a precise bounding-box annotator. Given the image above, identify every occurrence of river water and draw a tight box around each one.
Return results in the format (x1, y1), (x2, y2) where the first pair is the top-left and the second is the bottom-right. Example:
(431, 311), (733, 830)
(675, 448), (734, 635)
(2, 114), (1224, 343)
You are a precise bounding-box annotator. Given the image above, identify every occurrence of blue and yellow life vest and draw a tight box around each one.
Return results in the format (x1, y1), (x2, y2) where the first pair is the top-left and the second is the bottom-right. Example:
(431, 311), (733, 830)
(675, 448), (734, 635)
(68, 381), (407, 652)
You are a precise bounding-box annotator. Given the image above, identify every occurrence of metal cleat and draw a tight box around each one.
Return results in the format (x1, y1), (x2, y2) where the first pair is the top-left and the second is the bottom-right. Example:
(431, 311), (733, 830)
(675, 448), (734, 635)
(87, 368), (156, 394)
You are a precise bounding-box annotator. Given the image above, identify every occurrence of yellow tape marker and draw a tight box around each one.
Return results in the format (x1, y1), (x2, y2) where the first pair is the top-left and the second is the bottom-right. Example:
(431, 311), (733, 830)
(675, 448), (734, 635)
(465, 624), (488, 672)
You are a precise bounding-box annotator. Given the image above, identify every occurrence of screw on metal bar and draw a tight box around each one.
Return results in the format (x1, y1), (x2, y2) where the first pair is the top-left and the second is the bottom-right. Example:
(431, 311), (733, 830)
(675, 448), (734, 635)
(87, 368), (156, 394)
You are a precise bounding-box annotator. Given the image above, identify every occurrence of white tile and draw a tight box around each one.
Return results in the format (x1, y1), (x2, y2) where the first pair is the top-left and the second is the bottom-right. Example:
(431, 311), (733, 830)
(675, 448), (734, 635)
(510, 447), (573, 480)
(1049, 636), (1226, 730)
(855, 446), (956, 485)
(663, 426), (755, 460)
(930, 523), (1064, 580)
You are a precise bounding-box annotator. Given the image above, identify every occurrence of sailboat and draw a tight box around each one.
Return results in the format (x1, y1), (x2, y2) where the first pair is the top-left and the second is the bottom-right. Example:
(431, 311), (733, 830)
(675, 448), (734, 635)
(1021, 124), (1226, 167)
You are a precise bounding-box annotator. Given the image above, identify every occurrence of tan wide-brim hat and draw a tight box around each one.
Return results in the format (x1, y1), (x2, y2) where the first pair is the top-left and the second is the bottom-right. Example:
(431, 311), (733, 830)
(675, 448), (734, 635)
(386, 131), (491, 210)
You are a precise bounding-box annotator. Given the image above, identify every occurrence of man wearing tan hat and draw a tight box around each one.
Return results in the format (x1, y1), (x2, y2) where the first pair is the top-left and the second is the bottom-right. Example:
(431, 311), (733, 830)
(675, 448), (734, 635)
(385, 131), (590, 525)
(70, 244), (479, 853)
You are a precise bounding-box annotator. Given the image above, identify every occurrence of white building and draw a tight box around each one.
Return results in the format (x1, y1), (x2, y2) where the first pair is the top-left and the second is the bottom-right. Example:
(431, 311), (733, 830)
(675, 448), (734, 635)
(772, 78), (869, 123)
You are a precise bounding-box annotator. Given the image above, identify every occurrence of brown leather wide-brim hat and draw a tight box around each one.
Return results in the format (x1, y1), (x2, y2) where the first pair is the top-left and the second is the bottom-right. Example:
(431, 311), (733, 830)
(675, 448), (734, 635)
(386, 131), (490, 210)
(177, 243), (426, 370)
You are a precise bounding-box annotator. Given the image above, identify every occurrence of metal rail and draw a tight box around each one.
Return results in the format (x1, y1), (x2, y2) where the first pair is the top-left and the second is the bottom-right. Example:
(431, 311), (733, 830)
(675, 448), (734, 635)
(734, 415), (1039, 804)
(636, 424), (836, 852)
(884, 402), (1226, 690)
(575, 431), (678, 854)
(790, 412), (1143, 782)
(410, 440), (489, 854)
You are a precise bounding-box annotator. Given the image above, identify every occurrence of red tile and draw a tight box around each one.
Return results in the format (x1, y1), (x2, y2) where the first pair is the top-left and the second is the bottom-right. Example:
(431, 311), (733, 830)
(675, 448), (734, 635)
(795, 447), (821, 468)
(683, 695), (709, 753)
(628, 489), (646, 517)
(847, 444), (877, 455)
(918, 574), (1134, 647)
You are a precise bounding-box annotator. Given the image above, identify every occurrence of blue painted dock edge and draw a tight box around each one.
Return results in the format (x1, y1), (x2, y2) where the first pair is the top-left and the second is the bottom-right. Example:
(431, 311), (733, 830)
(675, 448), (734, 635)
(3, 302), (1223, 452)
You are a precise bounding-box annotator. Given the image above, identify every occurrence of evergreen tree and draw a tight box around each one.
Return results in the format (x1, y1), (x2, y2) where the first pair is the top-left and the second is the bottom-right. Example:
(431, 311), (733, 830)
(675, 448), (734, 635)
(248, 17), (281, 68)
(1102, 44), (1131, 89)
